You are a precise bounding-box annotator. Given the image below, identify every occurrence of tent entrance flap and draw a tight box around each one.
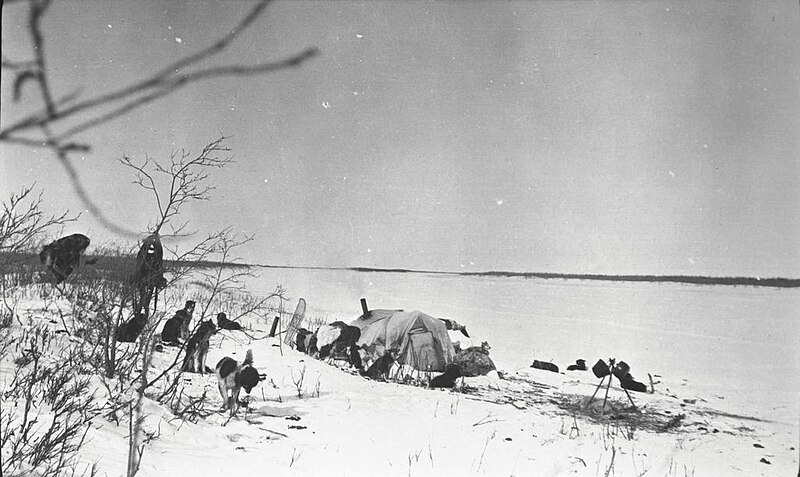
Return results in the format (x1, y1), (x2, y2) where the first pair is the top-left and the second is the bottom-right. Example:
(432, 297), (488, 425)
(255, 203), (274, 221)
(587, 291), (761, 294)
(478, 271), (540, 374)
(407, 330), (443, 371)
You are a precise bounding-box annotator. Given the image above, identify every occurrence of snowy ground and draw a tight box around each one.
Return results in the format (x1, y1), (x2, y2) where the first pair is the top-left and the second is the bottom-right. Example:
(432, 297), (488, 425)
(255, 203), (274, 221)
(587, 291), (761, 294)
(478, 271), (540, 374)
(2, 287), (797, 477)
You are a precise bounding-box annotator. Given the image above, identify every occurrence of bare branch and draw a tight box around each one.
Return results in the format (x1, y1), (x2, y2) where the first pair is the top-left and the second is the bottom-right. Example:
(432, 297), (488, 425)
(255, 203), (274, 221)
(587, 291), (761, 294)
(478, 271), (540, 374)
(0, 0), (318, 238)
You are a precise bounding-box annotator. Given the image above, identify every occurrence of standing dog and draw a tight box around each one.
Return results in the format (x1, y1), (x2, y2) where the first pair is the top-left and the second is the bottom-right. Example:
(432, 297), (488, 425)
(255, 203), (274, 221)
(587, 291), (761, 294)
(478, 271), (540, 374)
(161, 300), (196, 345)
(182, 320), (216, 374)
(215, 349), (266, 414)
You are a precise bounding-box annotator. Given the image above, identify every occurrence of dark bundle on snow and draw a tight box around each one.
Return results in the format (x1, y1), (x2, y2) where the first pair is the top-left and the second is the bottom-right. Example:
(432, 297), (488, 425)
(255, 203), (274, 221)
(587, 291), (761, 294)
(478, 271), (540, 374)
(567, 359), (587, 371)
(39, 233), (90, 283)
(531, 360), (559, 373)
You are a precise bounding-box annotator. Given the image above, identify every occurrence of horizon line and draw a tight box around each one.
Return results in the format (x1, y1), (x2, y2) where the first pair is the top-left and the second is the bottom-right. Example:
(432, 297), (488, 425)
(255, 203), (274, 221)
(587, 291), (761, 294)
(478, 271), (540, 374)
(249, 263), (800, 288)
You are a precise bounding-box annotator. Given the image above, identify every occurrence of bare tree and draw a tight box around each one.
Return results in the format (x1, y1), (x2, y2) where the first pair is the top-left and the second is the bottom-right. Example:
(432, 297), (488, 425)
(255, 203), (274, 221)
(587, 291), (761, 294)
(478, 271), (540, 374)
(1, 0), (318, 238)
(119, 136), (234, 238)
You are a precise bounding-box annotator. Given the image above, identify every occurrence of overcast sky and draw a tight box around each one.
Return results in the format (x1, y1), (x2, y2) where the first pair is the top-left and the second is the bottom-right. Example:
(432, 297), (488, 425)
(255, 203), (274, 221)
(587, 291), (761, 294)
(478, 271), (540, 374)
(2, 0), (799, 277)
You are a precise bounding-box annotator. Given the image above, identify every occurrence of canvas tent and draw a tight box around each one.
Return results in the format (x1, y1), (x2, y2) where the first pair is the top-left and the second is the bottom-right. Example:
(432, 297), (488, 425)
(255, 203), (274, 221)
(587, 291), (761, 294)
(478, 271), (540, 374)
(350, 310), (456, 372)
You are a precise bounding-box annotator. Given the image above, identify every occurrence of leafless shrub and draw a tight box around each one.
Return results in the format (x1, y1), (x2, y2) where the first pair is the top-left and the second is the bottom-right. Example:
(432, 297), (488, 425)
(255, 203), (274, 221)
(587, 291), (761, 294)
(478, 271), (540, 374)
(1, 326), (101, 477)
(291, 365), (307, 399)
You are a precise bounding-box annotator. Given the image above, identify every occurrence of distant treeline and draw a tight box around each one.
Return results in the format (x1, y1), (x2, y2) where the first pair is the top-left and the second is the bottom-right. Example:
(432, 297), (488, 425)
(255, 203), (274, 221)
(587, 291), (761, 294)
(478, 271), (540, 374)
(340, 266), (800, 288)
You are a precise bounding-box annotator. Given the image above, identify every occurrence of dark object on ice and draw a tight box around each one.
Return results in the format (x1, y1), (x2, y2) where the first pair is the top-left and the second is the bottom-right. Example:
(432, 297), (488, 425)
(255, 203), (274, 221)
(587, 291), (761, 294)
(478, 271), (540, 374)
(161, 300), (196, 345)
(567, 359), (587, 371)
(453, 342), (496, 377)
(531, 360), (559, 373)
(619, 373), (648, 393)
(430, 364), (461, 388)
(39, 233), (90, 283)
(759, 457), (771, 464)
(216, 312), (243, 331)
(439, 318), (470, 338)
(116, 313), (147, 342)
(592, 359), (611, 378)
(361, 351), (395, 380)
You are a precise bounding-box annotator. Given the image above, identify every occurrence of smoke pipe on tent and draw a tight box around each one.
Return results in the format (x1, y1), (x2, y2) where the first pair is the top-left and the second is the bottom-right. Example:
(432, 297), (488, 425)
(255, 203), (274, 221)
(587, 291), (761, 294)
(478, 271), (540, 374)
(361, 298), (369, 317)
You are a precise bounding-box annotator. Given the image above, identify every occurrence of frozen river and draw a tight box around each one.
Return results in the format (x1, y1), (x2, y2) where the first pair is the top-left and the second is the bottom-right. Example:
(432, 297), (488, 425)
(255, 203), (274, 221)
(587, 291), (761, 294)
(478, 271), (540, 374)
(247, 267), (799, 421)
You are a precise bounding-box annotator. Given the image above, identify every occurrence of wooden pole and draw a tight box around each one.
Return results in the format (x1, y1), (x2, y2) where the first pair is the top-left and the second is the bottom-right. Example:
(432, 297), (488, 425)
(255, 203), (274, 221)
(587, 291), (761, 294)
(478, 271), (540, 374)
(601, 375), (612, 417)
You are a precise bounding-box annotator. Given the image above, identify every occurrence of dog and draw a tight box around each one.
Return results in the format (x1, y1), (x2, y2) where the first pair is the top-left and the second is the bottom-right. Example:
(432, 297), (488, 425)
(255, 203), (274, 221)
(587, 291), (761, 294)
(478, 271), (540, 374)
(39, 233), (90, 283)
(161, 300), (196, 345)
(181, 320), (216, 374)
(430, 363), (462, 388)
(215, 349), (267, 415)
(216, 312), (243, 331)
(116, 313), (147, 342)
(360, 350), (395, 380)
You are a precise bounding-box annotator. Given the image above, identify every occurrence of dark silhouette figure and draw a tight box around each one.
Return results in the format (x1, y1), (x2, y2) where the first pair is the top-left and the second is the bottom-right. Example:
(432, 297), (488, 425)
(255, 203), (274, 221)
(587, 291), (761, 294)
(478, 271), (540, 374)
(39, 234), (90, 283)
(130, 233), (167, 319)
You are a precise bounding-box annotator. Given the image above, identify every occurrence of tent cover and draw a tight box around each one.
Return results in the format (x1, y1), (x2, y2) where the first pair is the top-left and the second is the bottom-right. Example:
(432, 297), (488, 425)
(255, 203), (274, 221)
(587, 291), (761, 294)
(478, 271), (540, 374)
(350, 310), (456, 372)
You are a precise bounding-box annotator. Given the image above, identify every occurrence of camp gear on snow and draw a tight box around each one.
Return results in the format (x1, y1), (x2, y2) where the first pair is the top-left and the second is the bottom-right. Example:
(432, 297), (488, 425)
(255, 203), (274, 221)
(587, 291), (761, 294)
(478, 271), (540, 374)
(592, 359), (611, 378)
(585, 358), (648, 415)
(531, 360), (559, 373)
(350, 309), (456, 372)
(454, 342), (496, 377)
(567, 359), (587, 371)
